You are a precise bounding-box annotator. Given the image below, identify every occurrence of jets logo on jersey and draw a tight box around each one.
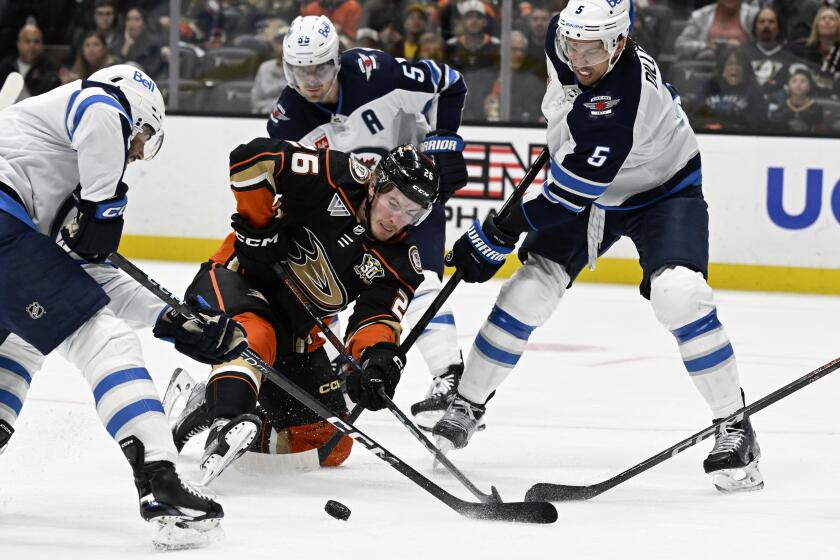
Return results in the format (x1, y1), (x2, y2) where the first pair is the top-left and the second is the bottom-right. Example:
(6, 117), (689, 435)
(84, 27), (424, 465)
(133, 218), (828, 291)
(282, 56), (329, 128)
(357, 53), (379, 81)
(354, 253), (385, 285)
(270, 102), (290, 123)
(408, 246), (423, 274)
(287, 228), (347, 312)
(349, 155), (371, 184)
(584, 96), (620, 117)
(328, 193), (351, 216)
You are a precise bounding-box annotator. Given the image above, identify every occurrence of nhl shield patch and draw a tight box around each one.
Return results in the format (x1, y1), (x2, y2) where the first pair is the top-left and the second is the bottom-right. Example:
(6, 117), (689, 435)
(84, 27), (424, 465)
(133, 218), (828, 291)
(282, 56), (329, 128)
(408, 246), (423, 274)
(354, 253), (385, 285)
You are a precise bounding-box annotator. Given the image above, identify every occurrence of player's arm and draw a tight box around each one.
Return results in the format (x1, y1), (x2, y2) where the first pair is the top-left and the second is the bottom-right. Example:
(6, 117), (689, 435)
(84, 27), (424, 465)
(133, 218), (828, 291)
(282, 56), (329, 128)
(343, 248), (422, 411)
(61, 95), (132, 261)
(265, 87), (314, 140)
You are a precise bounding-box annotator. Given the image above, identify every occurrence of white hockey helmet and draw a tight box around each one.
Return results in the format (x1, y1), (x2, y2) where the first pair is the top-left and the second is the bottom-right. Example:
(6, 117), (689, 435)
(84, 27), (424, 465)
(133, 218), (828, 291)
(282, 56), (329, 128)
(556, 0), (631, 73)
(88, 64), (166, 160)
(282, 15), (341, 95)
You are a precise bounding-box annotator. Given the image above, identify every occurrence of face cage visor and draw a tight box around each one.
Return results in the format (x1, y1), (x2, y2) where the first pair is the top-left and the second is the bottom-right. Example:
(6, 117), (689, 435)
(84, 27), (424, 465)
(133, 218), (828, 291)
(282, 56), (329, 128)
(558, 36), (612, 69)
(285, 60), (339, 95)
(131, 123), (164, 161)
(372, 178), (434, 228)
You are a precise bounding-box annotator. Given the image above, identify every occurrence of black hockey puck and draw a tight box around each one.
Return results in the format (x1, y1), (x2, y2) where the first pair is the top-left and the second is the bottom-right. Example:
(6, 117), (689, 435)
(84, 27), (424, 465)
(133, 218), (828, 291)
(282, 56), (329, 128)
(324, 499), (351, 520)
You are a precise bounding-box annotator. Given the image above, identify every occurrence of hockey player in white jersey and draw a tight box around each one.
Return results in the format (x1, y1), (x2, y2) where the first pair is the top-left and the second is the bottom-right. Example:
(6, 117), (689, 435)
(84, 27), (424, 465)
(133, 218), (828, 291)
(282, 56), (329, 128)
(436, 0), (763, 494)
(0, 64), (248, 547)
(267, 15), (469, 429)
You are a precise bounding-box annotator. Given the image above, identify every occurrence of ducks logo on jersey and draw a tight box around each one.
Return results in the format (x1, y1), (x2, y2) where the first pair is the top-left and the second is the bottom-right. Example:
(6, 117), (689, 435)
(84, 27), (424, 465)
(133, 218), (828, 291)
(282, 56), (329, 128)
(287, 228), (347, 311)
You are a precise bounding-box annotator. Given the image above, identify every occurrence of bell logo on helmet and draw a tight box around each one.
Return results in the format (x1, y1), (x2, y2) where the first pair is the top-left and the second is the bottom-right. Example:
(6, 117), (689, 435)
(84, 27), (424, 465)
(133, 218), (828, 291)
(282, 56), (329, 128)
(132, 69), (155, 92)
(606, 0), (623, 7)
(318, 21), (331, 37)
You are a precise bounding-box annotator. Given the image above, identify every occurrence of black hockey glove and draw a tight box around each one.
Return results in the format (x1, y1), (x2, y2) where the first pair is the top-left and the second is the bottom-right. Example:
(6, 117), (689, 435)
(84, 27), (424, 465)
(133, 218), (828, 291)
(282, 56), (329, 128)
(445, 210), (518, 283)
(231, 213), (289, 273)
(346, 342), (406, 411)
(420, 130), (467, 201)
(153, 296), (248, 365)
(61, 182), (129, 263)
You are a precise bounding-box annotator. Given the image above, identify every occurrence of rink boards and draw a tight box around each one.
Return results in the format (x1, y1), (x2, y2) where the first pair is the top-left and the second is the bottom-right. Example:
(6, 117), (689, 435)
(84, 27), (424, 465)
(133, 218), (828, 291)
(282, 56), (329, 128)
(121, 117), (840, 294)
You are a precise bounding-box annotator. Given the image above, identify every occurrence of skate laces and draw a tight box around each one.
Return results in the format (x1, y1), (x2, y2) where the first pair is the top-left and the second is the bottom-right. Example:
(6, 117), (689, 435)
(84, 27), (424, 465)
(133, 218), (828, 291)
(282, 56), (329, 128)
(446, 397), (482, 425)
(712, 428), (747, 454)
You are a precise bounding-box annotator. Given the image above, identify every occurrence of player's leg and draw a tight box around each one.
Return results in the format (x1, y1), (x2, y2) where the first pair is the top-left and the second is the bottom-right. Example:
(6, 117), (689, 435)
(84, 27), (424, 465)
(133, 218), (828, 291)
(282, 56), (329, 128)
(182, 263), (271, 483)
(405, 205), (465, 427)
(633, 186), (761, 493)
(433, 253), (570, 449)
(0, 335), (45, 455)
(255, 348), (352, 466)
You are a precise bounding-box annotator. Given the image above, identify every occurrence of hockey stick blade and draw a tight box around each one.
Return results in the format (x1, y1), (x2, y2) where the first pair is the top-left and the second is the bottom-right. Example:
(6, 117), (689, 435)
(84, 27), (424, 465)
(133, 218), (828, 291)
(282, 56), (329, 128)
(524, 355), (840, 503)
(0, 72), (23, 110)
(108, 253), (558, 524)
(450, 497), (557, 524)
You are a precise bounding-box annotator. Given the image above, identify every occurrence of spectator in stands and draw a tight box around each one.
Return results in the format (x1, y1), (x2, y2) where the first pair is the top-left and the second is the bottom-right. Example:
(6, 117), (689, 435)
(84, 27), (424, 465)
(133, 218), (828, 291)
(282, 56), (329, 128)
(690, 46), (769, 131)
(61, 0), (121, 83)
(0, 21), (60, 100)
(769, 68), (826, 133)
(787, 5), (840, 93)
(357, 0), (410, 41)
(384, 3), (431, 60)
(768, 0), (821, 43)
(445, 0), (500, 120)
(112, 7), (165, 78)
(301, 0), (363, 41)
(675, 0), (759, 60)
(633, 2), (674, 59)
(190, 0), (226, 50)
(521, 7), (551, 78)
(482, 30), (545, 122)
(740, 6), (801, 94)
(416, 32), (445, 62)
(61, 31), (115, 83)
(252, 26), (289, 115)
(354, 27), (381, 49)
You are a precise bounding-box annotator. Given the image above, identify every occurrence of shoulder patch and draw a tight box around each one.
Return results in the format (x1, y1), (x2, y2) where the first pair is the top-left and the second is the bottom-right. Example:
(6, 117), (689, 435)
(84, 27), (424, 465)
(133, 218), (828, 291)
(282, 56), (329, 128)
(270, 101), (290, 122)
(328, 193), (351, 217)
(349, 154), (372, 184)
(356, 52), (380, 81)
(409, 245), (423, 274)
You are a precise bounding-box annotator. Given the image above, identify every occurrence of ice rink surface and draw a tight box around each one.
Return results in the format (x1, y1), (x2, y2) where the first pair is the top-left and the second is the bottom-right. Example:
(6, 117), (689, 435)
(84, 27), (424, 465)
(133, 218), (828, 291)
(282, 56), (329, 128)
(1, 260), (839, 559)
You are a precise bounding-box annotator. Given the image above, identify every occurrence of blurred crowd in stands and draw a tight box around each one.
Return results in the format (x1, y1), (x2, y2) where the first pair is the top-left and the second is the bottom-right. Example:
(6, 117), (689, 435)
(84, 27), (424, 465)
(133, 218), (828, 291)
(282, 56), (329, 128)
(1, 0), (839, 135)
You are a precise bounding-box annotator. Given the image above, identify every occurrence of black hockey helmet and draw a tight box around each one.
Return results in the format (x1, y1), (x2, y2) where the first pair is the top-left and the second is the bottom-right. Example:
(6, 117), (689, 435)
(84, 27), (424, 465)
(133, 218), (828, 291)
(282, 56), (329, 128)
(370, 144), (440, 227)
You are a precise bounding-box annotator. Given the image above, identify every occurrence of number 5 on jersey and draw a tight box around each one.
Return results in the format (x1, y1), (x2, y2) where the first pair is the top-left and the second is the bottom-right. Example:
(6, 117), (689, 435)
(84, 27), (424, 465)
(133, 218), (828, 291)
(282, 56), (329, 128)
(587, 146), (610, 167)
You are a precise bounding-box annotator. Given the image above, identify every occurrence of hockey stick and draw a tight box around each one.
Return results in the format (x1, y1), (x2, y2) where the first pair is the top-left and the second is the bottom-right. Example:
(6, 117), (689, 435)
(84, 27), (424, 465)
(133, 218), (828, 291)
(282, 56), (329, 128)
(0, 72), (23, 110)
(525, 355), (840, 502)
(272, 262), (502, 504)
(108, 252), (557, 524)
(319, 146), (551, 462)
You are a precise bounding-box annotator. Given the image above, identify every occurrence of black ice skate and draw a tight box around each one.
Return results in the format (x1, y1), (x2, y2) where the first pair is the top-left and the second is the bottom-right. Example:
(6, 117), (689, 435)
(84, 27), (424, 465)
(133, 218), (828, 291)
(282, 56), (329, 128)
(200, 414), (261, 486)
(171, 379), (210, 452)
(432, 393), (486, 453)
(703, 416), (763, 493)
(121, 436), (223, 550)
(410, 362), (464, 431)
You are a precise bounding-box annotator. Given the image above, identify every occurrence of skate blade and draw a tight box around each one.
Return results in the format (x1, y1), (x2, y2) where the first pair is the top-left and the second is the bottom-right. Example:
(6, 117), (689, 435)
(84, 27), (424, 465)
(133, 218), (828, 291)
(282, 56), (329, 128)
(711, 462), (764, 494)
(162, 368), (196, 421)
(433, 437), (455, 470)
(200, 422), (259, 486)
(151, 518), (223, 551)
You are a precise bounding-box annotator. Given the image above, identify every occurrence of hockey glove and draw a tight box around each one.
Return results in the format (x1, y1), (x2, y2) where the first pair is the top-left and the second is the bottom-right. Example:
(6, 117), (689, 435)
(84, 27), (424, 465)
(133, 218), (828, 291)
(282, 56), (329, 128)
(346, 342), (406, 411)
(153, 296), (248, 365)
(420, 130), (467, 201)
(445, 211), (518, 283)
(61, 182), (129, 263)
(231, 213), (289, 273)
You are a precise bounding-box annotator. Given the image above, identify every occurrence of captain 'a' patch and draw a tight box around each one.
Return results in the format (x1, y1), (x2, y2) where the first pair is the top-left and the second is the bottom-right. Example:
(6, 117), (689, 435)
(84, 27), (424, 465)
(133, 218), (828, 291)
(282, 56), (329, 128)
(354, 253), (385, 285)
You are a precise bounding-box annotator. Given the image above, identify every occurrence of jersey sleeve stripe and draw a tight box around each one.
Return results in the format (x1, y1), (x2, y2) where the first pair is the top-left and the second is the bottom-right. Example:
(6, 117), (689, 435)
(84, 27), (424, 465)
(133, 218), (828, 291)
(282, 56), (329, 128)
(65, 91), (130, 141)
(542, 181), (585, 213)
(550, 159), (608, 196)
(420, 59), (442, 91)
(229, 150), (284, 172)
